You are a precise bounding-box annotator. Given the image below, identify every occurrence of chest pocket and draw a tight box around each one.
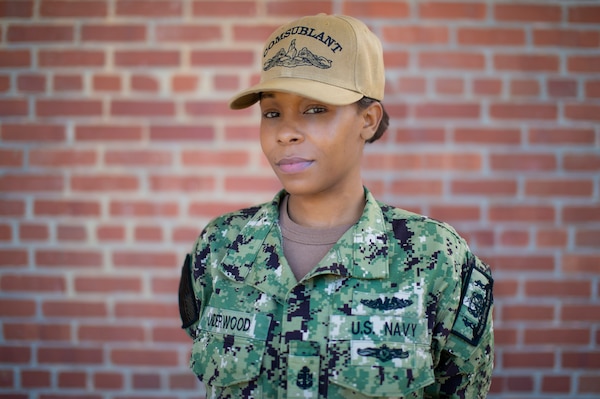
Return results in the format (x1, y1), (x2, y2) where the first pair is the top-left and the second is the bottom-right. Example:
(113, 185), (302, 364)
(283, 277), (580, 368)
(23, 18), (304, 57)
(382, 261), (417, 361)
(327, 315), (434, 397)
(191, 306), (271, 388)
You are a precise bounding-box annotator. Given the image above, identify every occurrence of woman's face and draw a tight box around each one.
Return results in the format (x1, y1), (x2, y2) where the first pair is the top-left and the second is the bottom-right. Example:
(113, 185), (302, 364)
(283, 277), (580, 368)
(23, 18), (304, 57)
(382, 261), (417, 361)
(259, 92), (373, 199)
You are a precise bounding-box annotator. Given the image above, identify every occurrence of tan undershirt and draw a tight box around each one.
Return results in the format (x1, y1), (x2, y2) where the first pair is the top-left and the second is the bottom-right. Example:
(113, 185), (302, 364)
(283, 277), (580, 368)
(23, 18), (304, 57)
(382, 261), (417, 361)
(279, 195), (354, 281)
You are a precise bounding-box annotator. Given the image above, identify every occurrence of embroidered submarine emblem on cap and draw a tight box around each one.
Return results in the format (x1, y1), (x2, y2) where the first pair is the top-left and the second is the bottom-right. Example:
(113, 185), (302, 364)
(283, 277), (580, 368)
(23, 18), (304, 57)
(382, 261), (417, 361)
(357, 344), (409, 362)
(296, 366), (313, 389)
(264, 39), (332, 71)
(360, 297), (413, 311)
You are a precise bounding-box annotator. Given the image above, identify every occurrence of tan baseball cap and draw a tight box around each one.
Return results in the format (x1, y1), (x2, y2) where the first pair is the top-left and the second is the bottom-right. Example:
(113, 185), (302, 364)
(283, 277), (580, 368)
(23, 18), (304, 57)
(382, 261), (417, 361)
(229, 14), (385, 110)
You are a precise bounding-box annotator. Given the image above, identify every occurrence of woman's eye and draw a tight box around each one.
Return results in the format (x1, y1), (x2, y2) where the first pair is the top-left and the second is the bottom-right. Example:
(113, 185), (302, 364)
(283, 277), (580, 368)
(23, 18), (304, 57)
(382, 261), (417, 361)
(263, 111), (279, 118)
(305, 106), (326, 114)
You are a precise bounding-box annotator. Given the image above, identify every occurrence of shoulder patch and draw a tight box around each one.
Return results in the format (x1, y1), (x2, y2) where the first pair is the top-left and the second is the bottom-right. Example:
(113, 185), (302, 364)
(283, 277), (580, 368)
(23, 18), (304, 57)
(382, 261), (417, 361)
(451, 258), (493, 345)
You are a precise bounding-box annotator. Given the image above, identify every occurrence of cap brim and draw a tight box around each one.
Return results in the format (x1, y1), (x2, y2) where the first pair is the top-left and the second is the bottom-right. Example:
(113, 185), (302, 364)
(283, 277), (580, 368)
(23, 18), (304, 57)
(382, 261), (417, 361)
(228, 77), (364, 110)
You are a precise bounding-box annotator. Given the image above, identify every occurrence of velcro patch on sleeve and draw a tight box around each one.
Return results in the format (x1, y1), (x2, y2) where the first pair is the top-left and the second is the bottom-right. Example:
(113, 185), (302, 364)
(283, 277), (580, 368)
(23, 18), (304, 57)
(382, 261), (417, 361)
(451, 259), (493, 346)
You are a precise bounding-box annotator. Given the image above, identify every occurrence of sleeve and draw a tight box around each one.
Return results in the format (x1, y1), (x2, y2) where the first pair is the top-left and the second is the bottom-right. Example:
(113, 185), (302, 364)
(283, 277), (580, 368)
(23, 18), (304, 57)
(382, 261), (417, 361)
(178, 228), (212, 339)
(427, 252), (494, 398)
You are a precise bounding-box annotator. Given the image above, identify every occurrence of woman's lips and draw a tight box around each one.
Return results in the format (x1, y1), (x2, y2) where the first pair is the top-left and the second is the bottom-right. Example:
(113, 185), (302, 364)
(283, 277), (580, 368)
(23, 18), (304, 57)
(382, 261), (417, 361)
(276, 157), (313, 173)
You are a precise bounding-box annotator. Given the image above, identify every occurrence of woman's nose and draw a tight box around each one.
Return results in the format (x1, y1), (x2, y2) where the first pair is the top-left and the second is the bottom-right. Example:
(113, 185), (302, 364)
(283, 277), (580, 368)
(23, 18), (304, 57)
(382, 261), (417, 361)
(276, 118), (304, 144)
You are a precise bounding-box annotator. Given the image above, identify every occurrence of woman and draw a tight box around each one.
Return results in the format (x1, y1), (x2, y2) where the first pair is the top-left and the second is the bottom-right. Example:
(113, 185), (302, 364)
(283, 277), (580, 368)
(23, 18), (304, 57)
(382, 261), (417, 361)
(179, 14), (494, 399)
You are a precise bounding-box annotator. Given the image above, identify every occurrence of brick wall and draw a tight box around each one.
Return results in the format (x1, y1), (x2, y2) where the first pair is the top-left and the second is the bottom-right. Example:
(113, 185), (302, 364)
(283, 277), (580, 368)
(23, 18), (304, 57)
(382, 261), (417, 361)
(0, 0), (599, 398)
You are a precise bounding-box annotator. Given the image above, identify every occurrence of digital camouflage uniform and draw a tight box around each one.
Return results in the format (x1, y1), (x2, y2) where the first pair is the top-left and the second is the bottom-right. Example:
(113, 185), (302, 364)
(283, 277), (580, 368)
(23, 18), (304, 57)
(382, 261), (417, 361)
(179, 189), (494, 399)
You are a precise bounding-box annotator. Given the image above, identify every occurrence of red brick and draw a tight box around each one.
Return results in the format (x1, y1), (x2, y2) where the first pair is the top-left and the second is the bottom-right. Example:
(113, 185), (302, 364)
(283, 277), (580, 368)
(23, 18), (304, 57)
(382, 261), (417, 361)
(0, 299), (35, 317)
(149, 125), (214, 141)
(133, 373), (161, 389)
(171, 75), (199, 92)
(38, 347), (103, 365)
(586, 80), (600, 97)
(110, 200), (179, 217)
(565, 103), (600, 121)
(562, 352), (600, 369)
(94, 372), (124, 389)
(156, 24), (221, 42)
(390, 179), (443, 196)
(493, 279), (518, 298)
(525, 328), (590, 346)
(503, 351), (555, 368)
(112, 251), (178, 269)
(130, 74), (159, 91)
(184, 100), (239, 117)
(394, 127), (444, 143)
(92, 74), (122, 91)
(492, 153), (556, 172)
(111, 348), (178, 366)
(58, 371), (86, 388)
(510, 79), (540, 97)
(0, 99), (28, 116)
(529, 127), (595, 145)
(0, 50), (31, 68)
(525, 279), (591, 298)
(537, 228), (568, 248)
(495, 54), (559, 72)
(96, 225), (126, 241)
(414, 102), (480, 119)
(473, 78), (502, 96)
(568, 55), (600, 73)
(0, 346), (31, 363)
(0, 275), (66, 293)
(525, 179), (593, 197)
(38, 50), (105, 67)
(134, 225), (162, 241)
(343, 1), (409, 17)
(0, 75), (10, 92)
(454, 127), (520, 145)
(181, 150), (250, 167)
(503, 304), (555, 322)
(116, 0), (183, 17)
(169, 372), (200, 390)
(19, 223), (49, 240)
(71, 175), (139, 192)
(190, 50), (254, 67)
(115, 50), (179, 67)
(0, 174), (63, 192)
(214, 74), (241, 90)
(569, 6), (600, 23)
(29, 149), (96, 167)
(149, 175), (215, 192)
(105, 150), (172, 166)
(534, 29), (600, 48)
(53, 74), (83, 91)
(419, 52), (484, 70)
(428, 205), (480, 222)
(79, 325), (145, 342)
(172, 226), (200, 243)
(0, 224), (12, 241)
(384, 51), (409, 68)
(193, 0), (258, 16)
(383, 26), (448, 44)
(562, 255), (600, 274)
(21, 370), (50, 388)
(110, 100), (175, 117)
(34, 199), (100, 217)
(499, 229), (529, 247)
(3, 323), (71, 341)
(563, 205), (600, 223)
(542, 376), (571, 393)
(75, 276), (141, 293)
(266, 1), (332, 16)
(490, 103), (557, 120)
(435, 78), (463, 95)
(42, 301), (106, 318)
(7, 25), (73, 42)
(0, 149), (23, 167)
(506, 376), (534, 391)
(489, 205), (556, 223)
(1, 123), (65, 141)
(579, 373), (600, 393)
(487, 255), (554, 272)
(576, 229), (600, 248)
(57, 224), (87, 241)
(495, 4), (561, 22)
(75, 124), (142, 141)
(0, 1), (34, 17)
(420, 2), (486, 19)
(40, 0), (107, 17)
(35, 250), (103, 268)
(81, 24), (146, 41)
(17, 74), (46, 92)
(37, 99), (102, 117)
(458, 27), (525, 46)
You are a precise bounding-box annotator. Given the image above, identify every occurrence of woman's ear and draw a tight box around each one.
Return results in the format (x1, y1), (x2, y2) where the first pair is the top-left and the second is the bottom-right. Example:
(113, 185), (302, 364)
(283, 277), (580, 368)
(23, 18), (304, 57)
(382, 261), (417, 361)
(359, 101), (383, 142)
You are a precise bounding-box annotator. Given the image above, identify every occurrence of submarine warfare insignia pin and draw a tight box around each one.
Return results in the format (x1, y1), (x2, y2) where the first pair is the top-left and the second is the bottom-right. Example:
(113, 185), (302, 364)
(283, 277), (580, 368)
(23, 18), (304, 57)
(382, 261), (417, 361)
(357, 344), (409, 362)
